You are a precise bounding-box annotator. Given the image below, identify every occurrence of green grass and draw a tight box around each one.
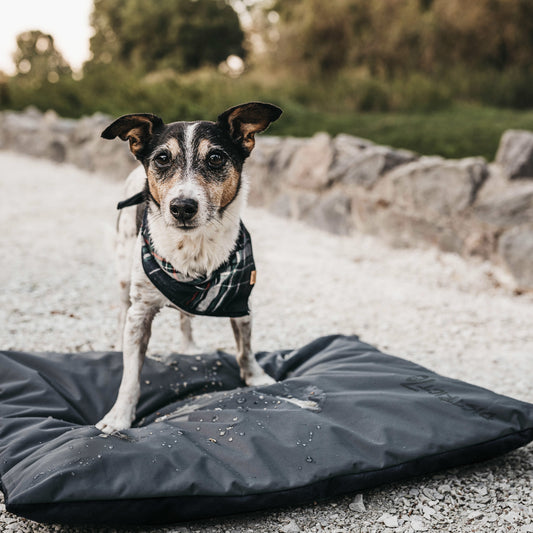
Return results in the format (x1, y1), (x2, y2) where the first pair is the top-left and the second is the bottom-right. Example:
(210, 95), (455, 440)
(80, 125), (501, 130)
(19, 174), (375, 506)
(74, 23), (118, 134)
(270, 103), (533, 161)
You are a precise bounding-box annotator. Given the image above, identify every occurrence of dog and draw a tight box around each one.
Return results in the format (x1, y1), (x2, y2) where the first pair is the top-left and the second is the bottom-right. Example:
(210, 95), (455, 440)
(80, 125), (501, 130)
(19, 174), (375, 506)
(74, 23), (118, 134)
(95, 102), (282, 434)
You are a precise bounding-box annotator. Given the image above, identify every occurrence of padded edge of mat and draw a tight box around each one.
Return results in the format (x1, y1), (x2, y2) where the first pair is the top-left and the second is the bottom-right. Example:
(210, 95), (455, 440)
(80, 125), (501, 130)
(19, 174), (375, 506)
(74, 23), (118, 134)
(6, 428), (533, 526)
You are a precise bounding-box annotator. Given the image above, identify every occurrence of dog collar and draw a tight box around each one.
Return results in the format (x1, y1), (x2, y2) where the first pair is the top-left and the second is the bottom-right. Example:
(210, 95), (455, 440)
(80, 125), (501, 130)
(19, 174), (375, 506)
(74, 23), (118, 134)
(139, 209), (256, 318)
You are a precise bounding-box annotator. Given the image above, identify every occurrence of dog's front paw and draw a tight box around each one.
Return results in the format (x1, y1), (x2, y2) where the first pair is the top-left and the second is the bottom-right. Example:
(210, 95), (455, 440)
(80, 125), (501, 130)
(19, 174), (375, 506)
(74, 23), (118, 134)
(96, 406), (135, 434)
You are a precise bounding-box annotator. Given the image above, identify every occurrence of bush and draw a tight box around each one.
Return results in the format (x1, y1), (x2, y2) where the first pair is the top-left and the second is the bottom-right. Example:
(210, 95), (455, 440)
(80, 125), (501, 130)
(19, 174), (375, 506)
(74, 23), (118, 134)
(3, 62), (533, 120)
(3, 64), (533, 161)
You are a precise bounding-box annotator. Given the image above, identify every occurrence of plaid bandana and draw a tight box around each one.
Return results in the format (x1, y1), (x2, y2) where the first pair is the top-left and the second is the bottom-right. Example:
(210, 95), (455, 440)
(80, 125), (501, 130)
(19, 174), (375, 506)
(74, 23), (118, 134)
(140, 209), (256, 317)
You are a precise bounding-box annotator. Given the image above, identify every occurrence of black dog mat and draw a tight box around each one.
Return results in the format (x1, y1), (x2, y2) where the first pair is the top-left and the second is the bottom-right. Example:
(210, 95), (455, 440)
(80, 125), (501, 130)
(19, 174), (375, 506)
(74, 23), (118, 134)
(1, 335), (532, 526)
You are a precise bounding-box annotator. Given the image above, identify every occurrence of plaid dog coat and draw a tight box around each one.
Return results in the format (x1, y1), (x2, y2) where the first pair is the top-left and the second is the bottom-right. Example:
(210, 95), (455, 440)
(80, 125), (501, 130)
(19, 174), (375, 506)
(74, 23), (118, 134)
(118, 194), (256, 317)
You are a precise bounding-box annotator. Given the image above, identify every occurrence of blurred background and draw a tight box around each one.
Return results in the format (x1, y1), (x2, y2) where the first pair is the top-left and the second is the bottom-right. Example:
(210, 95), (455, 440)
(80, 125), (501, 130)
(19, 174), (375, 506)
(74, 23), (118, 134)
(2, 0), (533, 160)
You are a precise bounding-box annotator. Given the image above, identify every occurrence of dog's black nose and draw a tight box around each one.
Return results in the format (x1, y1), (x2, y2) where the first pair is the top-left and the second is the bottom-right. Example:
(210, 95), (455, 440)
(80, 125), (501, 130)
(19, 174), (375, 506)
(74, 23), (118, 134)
(169, 198), (199, 221)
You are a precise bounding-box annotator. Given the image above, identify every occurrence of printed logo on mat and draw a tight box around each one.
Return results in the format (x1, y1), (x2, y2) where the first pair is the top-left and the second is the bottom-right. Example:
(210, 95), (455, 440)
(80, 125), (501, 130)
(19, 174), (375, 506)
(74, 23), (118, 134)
(401, 375), (495, 420)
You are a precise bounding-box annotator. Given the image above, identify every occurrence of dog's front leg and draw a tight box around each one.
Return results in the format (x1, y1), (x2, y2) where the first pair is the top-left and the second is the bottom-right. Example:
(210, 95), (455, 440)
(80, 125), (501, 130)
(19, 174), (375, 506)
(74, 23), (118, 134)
(231, 315), (275, 387)
(96, 302), (157, 434)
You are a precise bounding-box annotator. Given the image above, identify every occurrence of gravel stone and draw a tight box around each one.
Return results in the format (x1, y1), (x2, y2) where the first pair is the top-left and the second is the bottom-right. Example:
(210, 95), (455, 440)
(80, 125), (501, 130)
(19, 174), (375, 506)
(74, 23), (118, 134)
(467, 510), (484, 520)
(279, 519), (301, 533)
(410, 516), (428, 531)
(421, 505), (435, 518)
(348, 494), (366, 513)
(379, 513), (399, 528)
(1, 152), (532, 532)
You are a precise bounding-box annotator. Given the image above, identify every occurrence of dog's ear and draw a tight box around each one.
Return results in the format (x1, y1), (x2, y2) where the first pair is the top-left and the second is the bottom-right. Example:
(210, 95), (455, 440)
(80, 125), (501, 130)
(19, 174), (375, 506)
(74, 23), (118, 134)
(101, 113), (164, 158)
(217, 102), (282, 156)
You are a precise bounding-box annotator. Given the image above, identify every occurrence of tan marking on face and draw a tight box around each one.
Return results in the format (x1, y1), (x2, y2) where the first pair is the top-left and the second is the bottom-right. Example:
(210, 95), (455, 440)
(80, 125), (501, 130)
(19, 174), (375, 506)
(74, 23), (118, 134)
(147, 168), (173, 205)
(165, 138), (181, 158)
(219, 167), (240, 207)
(146, 139), (183, 205)
(195, 139), (240, 208)
(197, 139), (212, 159)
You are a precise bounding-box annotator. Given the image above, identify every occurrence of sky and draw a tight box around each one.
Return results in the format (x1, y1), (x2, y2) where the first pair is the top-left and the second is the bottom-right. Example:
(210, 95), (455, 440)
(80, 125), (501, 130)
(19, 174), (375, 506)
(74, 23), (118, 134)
(0, 0), (93, 74)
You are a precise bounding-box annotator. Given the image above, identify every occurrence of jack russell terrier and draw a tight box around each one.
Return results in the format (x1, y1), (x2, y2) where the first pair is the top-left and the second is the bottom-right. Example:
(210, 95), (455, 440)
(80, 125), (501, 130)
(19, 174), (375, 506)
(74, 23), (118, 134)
(96, 102), (282, 434)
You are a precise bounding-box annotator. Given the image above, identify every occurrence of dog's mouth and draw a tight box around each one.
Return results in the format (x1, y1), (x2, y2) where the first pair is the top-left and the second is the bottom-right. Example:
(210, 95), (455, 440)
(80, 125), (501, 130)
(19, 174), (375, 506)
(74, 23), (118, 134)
(165, 209), (201, 231)
(172, 221), (199, 231)
(172, 209), (222, 232)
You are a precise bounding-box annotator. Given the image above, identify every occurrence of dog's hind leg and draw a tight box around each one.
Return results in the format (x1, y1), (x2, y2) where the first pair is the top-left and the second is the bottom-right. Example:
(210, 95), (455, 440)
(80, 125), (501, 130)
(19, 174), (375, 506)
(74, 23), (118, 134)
(116, 277), (131, 351)
(179, 312), (199, 354)
(115, 168), (147, 350)
(115, 207), (144, 349)
(231, 314), (275, 386)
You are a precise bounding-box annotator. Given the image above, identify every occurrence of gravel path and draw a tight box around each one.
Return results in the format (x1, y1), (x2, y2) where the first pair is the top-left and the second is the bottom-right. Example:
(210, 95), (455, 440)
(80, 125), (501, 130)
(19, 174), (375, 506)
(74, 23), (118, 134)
(1, 151), (532, 532)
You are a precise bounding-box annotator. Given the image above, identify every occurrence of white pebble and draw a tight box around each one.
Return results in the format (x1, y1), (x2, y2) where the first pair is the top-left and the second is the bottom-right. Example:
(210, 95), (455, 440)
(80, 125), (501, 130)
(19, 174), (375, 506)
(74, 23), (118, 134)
(280, 519), (301, 533)
(349, 494), (366, 513)
(379, 513), (399, 528)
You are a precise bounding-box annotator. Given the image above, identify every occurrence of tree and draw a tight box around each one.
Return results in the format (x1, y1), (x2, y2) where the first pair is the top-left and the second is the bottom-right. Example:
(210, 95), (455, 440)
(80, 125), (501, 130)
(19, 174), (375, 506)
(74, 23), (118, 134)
(271, 0), (533, 78)
(430, 0), (533, 72)
(87, 0), (245, 73)
(273, 0), (360, 76)
(13, 30), (72, 86)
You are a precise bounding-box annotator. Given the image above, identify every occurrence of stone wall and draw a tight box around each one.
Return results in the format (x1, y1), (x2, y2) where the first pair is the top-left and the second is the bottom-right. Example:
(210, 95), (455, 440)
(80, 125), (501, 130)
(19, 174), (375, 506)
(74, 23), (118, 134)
(1, 108), (532, 291)
(0, 108), (138, 179)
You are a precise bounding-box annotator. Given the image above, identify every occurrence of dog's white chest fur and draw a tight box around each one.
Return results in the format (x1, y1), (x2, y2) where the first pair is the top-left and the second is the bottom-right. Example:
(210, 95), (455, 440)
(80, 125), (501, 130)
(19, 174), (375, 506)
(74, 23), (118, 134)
(146, 195), (244, 278)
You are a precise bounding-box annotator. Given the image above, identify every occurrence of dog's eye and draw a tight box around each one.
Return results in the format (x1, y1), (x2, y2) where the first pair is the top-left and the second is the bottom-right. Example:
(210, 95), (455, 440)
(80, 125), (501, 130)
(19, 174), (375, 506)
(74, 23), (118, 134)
(207, 151), (226, 169)
(154, 152), (171, 168)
